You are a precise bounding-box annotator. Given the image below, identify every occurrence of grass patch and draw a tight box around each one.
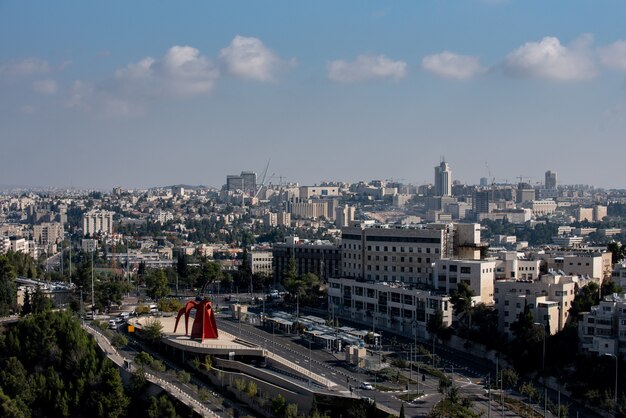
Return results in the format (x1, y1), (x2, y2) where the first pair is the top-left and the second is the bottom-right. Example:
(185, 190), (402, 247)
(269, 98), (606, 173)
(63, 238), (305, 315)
(397, 392), (424, 402)
(492, 394), (543, 418)
(372, 384), (397, 392)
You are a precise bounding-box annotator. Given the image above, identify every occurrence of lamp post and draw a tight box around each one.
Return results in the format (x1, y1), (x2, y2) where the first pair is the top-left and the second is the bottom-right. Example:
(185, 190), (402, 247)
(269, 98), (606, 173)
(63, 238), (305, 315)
(606, 353), (618, 418)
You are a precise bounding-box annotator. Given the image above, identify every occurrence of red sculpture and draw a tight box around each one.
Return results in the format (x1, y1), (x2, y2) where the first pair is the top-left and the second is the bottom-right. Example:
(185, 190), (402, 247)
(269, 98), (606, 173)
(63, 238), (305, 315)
(174, 300), (219, 341)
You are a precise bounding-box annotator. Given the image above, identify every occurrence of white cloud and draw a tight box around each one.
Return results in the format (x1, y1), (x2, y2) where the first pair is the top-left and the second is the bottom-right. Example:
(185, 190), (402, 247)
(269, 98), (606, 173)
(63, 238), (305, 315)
(503, 36), (596, 81)
(327, 54), (407, 82)
(32, 79), (58, 95)
(599, 40), (626, 71)
(421, 52), (485, 80)
(219, 35), (295, 82)
(0, 57), (50, 78)
(115, 45), (220, 97)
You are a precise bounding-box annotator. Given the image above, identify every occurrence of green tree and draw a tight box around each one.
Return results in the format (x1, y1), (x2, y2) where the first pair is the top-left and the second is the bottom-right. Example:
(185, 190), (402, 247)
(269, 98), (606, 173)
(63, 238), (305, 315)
(450, 282), (474, 334)
(145, 269), (170, 301)
(607, 242), (625, 264)
(30, 285), (53, 314)
(271, 394), (287, 417)
(399, 402), (405, 418)
(570, 282), (600, 319)
(147, 395), (179, 418)
(245, 381), (257, 398)
(0, 256), (17, 316)
(501, 368), (518, 390)
(142, 318), (164, 342)
(427, 309), (452, 341)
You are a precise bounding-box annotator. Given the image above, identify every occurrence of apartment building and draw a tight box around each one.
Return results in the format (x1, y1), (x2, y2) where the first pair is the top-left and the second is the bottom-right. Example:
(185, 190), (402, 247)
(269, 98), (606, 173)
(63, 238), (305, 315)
(327, 276), (452, 339)
(495, 273), (596, 338)
(433, 258), (497, 304)
(579, 295), (626, 358)
(82, 209), (114, 237)
(33, 222), (64, 245)
(246, 249), (273, 276)
(340, 222), (481, 287)
(535, 251), (612, 280)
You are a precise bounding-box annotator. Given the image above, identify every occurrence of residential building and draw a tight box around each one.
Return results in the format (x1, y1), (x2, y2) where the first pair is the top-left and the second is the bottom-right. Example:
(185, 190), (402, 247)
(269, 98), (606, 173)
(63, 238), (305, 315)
(535, 251), (612, 280)
(299, 186), (340, 199)
(579, 294), (626, 358)
(495, 273), (596, 338)
(327, 277), (453, 339)
(246, 249), (273, 277)
(82, 210), (114, 237)
(433, 258), (497, 304)
(33, 222), (64, 245)
(335, 204), (355, 228)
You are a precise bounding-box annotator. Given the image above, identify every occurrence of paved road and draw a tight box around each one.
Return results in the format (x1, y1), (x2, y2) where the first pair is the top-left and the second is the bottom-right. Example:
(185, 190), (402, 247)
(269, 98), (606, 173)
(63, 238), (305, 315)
(83, 323), (223, 418)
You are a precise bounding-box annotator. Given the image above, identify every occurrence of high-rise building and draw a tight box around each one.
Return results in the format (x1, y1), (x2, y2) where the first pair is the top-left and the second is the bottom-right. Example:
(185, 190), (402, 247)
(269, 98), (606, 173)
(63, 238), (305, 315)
(434, 160), (452, 197)
(241, 171), (257, 194)
(545, 170), (557, 190)
(226, 175), (243, 191)
(82, 210), (114, 237)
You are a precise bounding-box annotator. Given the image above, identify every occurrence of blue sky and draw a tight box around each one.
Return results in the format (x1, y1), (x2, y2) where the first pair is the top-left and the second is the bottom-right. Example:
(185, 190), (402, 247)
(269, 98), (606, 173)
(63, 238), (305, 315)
(1, 1), (626, 189)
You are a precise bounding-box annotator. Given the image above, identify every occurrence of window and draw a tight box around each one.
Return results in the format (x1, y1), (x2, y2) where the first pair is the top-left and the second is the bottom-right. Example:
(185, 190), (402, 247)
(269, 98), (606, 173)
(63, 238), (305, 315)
(449, 265), (458, 272)
(460, 267), (471, 274)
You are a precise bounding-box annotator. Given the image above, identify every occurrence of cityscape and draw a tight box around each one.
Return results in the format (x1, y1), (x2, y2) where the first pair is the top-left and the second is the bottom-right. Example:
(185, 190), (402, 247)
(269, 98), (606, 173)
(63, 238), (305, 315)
(2, 2), (626, 418)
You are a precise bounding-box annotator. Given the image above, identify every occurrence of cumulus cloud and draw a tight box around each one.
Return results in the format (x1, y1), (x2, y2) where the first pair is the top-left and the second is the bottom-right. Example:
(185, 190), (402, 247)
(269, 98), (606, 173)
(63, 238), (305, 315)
(502, 36), (596, 81)
(0, 57), (51, 78)
(599, 40), (626, 71)
(115, 45), (220, 97)
(219, 35), (295, 82)
(327, 54), (407, 82)
(421, 52), (486, 80)
(32, 79), (58, 95)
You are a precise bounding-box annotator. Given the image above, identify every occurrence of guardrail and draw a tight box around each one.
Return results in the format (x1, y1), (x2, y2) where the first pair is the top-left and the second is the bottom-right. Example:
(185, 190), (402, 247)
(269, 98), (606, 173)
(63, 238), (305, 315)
(268, 352), (334, 389)
(82, 323), (220, 418)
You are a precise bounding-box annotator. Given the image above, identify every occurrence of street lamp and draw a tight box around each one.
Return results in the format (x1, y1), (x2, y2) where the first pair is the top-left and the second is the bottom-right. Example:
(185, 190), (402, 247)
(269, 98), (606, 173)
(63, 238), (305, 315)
(606, 353), (618, 417)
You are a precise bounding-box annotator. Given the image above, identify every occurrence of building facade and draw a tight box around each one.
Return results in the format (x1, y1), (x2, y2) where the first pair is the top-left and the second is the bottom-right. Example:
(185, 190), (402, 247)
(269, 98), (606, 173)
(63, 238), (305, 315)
(327, 277), (453, 339)
(82, 210), (114, 237)
(272, 236), (341, 283)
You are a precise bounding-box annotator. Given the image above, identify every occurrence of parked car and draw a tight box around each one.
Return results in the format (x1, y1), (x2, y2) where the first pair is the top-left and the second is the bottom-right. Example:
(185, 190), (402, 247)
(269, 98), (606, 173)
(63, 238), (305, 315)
(108, 320), (117, 329)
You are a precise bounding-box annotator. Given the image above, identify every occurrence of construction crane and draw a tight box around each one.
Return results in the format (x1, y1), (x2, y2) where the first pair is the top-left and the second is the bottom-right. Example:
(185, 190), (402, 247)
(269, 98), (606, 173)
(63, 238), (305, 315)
(254, 159), (271, 198)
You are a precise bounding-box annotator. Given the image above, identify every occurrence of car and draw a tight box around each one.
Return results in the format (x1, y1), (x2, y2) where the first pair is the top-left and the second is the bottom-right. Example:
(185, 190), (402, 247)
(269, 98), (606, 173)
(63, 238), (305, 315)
(108, 320), (117, 329)
(360, 382), (374, 390)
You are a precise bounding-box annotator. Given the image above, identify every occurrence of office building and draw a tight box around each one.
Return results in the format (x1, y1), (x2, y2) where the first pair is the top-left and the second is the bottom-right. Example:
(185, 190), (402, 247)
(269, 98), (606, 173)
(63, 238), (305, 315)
(545, 170), (557, 190)
(335, 204), (355, 228)
(327, 277), (453, 339)
(434, 160), (452, 197)
(340, 222), (482, 287)
(241, 171), (257, 194)
(579, 294), (626, 359)
(273, 236), (341, 282)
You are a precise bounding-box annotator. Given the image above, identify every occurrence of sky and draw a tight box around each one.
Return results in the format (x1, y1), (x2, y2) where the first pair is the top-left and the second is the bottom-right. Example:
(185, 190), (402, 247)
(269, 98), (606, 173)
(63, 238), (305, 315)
(1, 1), (626, 190)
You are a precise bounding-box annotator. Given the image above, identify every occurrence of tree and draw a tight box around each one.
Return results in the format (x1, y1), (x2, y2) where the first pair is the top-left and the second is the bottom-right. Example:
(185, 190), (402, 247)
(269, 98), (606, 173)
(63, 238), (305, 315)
(399, 402), (405, 418)
(450, 282), (474, 334)
(427, 309), (452, 341)
(20, 290), (31, 317)
(245, 381), (257, 398)
(31, 285), (53, 314)
(142, 319), (164, 342)
(271, 394), (287, 417)
(501, 368), (518, 390)
(145, 269), (170, 301)
(570, 282), (600, 319)
(0, 256), (17, 316)
(147, 395), (179, 418)
(607, 242), (625, 264)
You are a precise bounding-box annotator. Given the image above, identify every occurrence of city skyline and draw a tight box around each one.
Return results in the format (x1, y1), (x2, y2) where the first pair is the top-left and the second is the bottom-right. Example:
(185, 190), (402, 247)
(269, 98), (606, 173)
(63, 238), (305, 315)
(2, 1), (626, 189)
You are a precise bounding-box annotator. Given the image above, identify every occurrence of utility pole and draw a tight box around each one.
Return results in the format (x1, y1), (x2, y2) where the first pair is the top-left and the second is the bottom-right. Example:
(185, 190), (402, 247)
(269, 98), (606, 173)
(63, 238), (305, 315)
(91, 249), (95, 312)
(69, 237), (72, 285)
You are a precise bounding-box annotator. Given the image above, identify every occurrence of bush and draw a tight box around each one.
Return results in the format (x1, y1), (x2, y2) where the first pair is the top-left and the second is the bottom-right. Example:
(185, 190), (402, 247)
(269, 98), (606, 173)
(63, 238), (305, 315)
(111, 333), (128, 348)
(177, 370), (191, 384)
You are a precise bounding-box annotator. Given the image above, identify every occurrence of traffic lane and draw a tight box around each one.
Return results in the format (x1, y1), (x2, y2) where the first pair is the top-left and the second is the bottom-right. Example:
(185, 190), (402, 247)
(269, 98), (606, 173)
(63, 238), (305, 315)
(216, 318), (445, 415)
